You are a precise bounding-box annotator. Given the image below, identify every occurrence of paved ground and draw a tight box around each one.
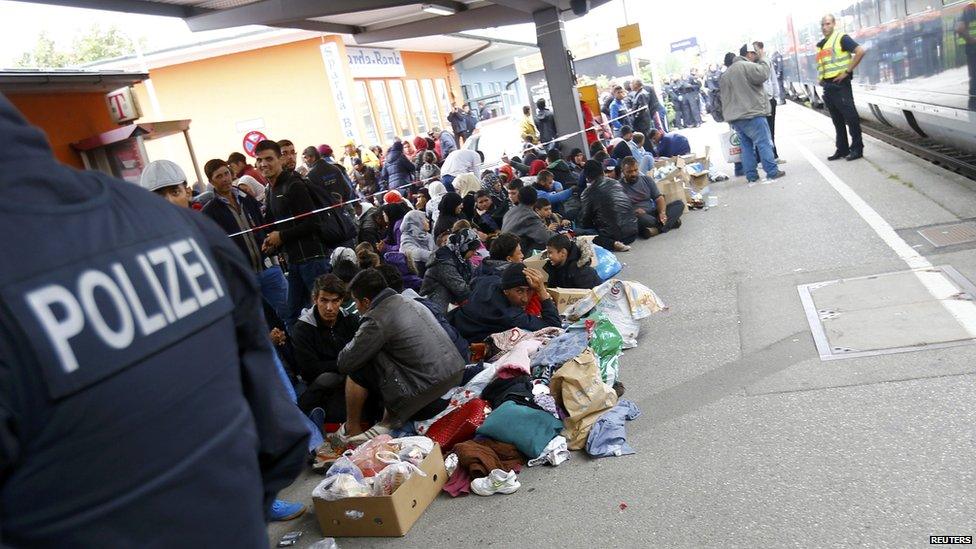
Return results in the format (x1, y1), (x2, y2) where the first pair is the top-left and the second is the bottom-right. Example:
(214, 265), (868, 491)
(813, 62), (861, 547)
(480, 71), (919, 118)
(268, 104), (976, 548)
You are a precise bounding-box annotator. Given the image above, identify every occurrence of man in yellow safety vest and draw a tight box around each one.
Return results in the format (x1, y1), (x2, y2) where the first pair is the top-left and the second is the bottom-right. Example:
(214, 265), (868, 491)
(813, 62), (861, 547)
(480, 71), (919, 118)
(816, 14), (867, 161)
(957, 1), (976, 110)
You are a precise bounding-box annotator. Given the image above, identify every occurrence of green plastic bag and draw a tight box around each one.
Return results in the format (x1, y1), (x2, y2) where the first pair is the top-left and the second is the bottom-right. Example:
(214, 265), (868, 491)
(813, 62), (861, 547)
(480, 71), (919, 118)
(589, 314), (623, 386)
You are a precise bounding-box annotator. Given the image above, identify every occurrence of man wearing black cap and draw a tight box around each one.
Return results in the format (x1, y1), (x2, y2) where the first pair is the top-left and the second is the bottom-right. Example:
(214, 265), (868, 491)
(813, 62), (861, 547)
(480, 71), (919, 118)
(449, 263), (561, 343)
(578, 160), (638, 252)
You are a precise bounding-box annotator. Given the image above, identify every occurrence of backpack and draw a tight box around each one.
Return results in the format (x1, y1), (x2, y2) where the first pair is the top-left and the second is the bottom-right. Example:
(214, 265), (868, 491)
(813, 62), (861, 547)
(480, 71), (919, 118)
(301, 177), (357, 247)
(710, 89), (725, 123)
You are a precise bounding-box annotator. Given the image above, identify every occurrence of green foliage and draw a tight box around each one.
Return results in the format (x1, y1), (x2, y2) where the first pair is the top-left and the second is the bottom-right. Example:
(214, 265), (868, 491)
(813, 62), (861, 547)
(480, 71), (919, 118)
(15, 25), (144, 68)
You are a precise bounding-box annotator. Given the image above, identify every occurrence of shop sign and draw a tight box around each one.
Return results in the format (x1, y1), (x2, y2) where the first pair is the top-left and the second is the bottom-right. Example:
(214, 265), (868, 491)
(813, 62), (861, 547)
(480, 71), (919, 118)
(105, 86), (141, 124)
(345, 46), (406, 78)
(320, 42), (360, 142)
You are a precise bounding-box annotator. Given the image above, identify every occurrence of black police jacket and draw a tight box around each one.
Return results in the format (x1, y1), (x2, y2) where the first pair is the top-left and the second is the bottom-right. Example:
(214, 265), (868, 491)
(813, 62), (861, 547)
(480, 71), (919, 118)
(0, 93), (308, 547)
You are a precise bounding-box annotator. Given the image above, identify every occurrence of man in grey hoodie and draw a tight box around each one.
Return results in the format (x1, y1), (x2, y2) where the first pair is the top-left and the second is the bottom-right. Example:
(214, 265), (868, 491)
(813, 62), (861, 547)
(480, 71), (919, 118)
(719, 42), (785, 183)
(501, 185), (556, 253)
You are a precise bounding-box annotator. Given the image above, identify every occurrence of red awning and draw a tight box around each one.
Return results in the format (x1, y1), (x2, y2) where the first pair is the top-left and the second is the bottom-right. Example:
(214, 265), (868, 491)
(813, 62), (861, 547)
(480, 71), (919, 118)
(71, 120), (191, 151)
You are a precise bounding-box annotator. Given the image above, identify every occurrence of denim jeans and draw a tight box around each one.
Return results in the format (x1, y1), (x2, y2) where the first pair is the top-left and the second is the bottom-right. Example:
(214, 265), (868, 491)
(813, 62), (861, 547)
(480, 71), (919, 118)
(730, 116), (779, 181)
(285, 257), (331, 329)
(257, 265), (289, 329)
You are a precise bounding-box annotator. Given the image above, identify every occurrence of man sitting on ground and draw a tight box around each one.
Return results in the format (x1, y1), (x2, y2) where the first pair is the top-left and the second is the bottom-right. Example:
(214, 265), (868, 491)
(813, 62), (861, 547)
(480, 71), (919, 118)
(450, 263), (561, 343)
(502, 185), (556, 253)
(292, 275), (361, 413)
(620, 156), (684, 237)
(649, 129), (691, 158)
(473, 232), (524, 279)
(579, 160), (638, 252)
(336, 269), (464, 444)
(534, 197), (571, 231)
(544, 234), (602, 289)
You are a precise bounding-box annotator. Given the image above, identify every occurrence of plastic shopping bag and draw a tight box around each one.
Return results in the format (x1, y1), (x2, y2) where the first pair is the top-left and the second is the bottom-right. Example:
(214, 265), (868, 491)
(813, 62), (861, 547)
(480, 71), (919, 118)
(720, 130), (742, 164)
(592, 244), (622, 281)
(589, 314), (623, 386)
(563, 279), (666, 348)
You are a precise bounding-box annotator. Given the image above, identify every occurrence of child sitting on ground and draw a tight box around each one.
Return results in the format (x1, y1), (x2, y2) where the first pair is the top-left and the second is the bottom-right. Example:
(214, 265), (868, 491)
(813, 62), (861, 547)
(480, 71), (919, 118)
(533, 197), (572, 232)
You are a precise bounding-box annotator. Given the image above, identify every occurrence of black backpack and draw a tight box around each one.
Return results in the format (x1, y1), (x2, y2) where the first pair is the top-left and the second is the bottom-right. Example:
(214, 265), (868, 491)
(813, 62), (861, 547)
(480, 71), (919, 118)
(301, 177), (357, 247)
(710, 90), (725, 123)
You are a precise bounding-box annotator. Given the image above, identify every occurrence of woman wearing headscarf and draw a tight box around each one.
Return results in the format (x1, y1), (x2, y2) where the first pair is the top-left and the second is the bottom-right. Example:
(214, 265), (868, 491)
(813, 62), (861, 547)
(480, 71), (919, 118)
(426, 180), (447, 224)
(452, 172), (482, 198)
(419, 228), (480, 313)
(433, 192), (464, 242)
(381, 201), (411, 250)
(398, 209), (436, 266)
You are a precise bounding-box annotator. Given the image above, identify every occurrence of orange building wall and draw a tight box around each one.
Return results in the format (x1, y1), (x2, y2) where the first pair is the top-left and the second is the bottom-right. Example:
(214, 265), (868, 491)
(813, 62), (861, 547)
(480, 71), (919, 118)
(130, 39), (463, 184)
(132, 36), (343, 184)
(7, 92), (117, 169)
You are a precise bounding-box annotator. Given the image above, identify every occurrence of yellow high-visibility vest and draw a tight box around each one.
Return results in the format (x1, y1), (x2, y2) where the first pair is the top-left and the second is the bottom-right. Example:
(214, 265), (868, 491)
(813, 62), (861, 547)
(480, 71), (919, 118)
(817, 31), (852, 80)
(957, 18), (976, 46)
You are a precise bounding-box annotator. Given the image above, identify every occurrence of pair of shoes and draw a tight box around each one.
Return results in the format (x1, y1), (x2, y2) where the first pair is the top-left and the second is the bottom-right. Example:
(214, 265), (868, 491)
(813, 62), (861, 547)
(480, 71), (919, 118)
(675, 218), (682, 229)
(846, 151), (863, 161)
(612, 242), (631, 252)
(827, 151), (849, 161)
(471, 469), (520, 496)
(270, 499), (306, 521)
(765, 170), (787, 181)
(641, 227), (660, 238)
(345, 423), (392, 446)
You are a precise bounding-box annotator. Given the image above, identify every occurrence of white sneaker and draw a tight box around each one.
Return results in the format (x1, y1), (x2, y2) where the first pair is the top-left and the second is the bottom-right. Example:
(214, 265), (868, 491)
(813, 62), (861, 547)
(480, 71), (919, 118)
(471, 469), (520, 496)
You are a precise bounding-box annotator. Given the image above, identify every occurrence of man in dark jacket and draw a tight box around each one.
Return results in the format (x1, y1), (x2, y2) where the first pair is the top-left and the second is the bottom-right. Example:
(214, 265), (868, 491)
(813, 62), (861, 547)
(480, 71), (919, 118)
(450, 263), (561, 343)
(379, 141), (416, 192)
(579, 160), (638, 251)
(544, 234), (602, 289)
(201, 159), (289, 325)
(620, 156), (684, 237)
(546, 148), (576, 189)
(304, 146), (353, 202)
(292, 274), (360, 413)
(0, 94), (308, 546)
(534, 98), (557, 147)
(257, 140), (331, 328)
(502, 185), (555, 253)
(336, 269), (464, 444)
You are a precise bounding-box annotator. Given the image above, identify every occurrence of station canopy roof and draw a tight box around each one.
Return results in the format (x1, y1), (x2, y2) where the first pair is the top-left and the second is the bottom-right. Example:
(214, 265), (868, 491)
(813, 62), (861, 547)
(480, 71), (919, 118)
(22, 0), (609, 45)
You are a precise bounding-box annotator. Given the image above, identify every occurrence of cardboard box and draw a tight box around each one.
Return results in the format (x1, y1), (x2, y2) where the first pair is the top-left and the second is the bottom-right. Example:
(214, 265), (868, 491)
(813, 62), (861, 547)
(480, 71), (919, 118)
(549, 287), (593, 314)
(524, 254), (549, 282)
(657, 177), (689, 214)
(313, 444), (447, 537)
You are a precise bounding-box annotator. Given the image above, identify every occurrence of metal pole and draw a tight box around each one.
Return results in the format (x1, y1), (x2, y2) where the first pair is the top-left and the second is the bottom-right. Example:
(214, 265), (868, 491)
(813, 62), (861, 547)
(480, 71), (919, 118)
(532, 7), (587, 155)
(183, 129), (204, 188)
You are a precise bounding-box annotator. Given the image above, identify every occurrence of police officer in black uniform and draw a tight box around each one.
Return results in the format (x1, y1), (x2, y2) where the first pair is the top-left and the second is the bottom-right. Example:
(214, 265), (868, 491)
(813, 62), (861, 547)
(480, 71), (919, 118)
(0, 94), (309, 546)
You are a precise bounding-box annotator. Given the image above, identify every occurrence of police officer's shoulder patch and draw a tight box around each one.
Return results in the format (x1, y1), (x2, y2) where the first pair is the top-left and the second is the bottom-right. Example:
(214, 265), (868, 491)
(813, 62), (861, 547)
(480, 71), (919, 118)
(1, 232), (233, 399)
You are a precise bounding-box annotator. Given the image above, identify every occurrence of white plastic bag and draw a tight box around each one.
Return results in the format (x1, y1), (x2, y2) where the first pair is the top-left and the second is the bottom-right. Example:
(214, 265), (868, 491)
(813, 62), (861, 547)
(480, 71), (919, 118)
(719, 130), (742, 164)
(312, 473), (370, 501)
(369, 461), (426, 496)
(563, 279), (667, 348)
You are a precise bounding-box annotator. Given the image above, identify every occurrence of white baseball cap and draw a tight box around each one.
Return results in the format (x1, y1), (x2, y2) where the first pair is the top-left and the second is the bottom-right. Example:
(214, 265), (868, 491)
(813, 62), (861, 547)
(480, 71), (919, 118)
(139, 159), (187, 192)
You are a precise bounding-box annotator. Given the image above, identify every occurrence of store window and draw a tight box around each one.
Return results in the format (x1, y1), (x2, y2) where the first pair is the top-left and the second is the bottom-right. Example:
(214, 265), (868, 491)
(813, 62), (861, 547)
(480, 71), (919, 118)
(435, 79), (453, 124)
(421, 79), (444, 129)
(474, 82), (484, 97)
(353, 81), (379, 146)
(406, 80), (429, 134)
(879, 0), (898, 22)
(368, 80), (396, 145)
(387, 80), (413, 138)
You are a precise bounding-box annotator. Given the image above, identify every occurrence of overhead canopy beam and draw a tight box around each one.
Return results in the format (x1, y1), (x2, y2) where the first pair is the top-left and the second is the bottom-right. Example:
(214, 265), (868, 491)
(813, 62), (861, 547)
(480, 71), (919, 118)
(355, 3), (529, 44)
(12, 0), (203, 18)
(482, 0), (554, 13)
(269, 20), (362, 34)
(186, 0), (464, 32)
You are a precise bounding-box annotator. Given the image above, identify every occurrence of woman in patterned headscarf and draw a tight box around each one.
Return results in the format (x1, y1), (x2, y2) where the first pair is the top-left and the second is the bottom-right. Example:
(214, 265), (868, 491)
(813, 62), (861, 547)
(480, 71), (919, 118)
(419, 228), (480, 312)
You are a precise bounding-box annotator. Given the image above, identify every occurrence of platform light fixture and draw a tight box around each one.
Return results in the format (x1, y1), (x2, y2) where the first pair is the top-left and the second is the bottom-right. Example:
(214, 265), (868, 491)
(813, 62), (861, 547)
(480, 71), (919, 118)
(422, 3), (457, 16)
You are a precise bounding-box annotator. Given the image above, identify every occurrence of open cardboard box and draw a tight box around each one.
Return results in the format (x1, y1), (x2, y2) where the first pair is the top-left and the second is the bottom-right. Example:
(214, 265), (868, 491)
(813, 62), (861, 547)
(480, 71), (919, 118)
(313, 444), (447, 537)
(548, 287), (593, 315)
(524, 253), (550, 283)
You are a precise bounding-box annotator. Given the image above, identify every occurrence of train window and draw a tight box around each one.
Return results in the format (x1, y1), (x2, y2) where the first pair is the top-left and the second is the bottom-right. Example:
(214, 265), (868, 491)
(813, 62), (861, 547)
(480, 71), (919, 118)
(906, 0), (932, 13)
(859, 0), (880, 27)
(841, 5), (861, 31)
(879, 0), (899, 21)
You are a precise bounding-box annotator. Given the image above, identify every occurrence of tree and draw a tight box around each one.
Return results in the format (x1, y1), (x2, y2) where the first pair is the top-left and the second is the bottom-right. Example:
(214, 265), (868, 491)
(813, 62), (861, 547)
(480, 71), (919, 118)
(15, 25), (143, 68)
